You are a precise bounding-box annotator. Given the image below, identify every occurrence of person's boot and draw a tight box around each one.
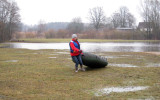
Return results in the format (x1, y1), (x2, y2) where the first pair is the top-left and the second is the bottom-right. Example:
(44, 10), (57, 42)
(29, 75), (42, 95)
(75, 67), (78, 72)
(80, 65), (85, 71)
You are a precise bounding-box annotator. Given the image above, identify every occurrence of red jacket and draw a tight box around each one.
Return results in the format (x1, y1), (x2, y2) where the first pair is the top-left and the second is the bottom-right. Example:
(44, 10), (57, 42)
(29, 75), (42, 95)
(69, 39), (81, 56)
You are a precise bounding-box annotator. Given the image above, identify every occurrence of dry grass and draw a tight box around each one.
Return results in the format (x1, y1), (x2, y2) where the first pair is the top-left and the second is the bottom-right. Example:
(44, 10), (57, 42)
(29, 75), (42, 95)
(0, 48), (160, 99)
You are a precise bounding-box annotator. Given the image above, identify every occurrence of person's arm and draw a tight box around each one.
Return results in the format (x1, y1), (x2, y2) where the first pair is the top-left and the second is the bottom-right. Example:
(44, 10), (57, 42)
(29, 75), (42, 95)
(70, 42), (80, 53)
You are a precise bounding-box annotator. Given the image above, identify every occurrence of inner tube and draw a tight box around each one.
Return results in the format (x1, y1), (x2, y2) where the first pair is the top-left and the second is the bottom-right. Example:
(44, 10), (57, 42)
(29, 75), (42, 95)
(81, 52), (108, 68)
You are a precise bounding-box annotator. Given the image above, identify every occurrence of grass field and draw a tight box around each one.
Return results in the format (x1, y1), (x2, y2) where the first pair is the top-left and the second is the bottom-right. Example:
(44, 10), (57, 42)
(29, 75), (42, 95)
(18, 38), (160, 43)
(0, 47), (160, 100)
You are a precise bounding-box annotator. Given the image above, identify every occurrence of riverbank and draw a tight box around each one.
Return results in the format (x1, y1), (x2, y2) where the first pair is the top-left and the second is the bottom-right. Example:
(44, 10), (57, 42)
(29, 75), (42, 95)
(0, 48), (160, 99)
(14, 38), (160, 43)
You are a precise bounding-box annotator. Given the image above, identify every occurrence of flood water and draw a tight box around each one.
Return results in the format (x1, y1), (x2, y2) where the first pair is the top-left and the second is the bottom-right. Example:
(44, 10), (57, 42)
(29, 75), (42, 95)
(3, 42), (160, 52)
(95, 86), (149, 96)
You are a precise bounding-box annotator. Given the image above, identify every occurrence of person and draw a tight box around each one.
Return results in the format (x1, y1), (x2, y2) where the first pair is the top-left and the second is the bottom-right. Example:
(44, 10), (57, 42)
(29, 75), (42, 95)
(69, 34), (85, 72)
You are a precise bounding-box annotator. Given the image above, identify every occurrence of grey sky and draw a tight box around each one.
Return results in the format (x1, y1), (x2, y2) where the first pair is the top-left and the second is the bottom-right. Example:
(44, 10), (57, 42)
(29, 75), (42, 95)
(15, 0), (143, 25)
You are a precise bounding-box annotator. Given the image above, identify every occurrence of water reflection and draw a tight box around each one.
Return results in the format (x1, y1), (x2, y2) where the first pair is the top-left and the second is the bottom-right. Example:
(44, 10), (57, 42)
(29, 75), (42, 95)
(8, 43), (69, 50)
(4, 42), (160, 52)
(82, 42), (160, 52)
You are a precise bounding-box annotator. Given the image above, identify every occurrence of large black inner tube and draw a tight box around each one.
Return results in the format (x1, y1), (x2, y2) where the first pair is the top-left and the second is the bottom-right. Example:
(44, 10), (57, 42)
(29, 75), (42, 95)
(81, 52), (108, 68)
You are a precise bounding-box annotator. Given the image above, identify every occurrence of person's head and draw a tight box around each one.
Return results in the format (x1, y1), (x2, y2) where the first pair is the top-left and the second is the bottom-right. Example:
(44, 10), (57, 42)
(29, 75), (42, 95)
(72, 34), (78, 41)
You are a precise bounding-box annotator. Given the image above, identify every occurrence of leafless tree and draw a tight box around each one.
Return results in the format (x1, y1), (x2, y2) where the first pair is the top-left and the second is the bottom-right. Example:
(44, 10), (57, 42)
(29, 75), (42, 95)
(88, 7), (106, 30)
(127, 13), (136, 28)
(104, 17), (113, 29)
(111, 13), (121, 28)
(8, 1), (21, 39)
(140, 0), (160, 39)
(141, 0), (153, 39)
(0, 0), (10, 42)
(67, 17), (84, 33)
(37, 20), (46, 37)
(119, 7), (129, 27)
(111, 6), (136, 28)
(0, 0), (20, 42)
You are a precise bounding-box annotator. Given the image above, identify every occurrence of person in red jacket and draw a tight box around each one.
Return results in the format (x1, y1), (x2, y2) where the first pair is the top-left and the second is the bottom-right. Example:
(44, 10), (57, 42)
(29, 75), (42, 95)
(69, 34), (85, 72)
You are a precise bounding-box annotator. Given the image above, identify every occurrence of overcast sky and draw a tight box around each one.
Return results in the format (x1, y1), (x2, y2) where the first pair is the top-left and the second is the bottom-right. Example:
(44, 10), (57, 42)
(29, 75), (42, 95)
(15, 0), (143, 25)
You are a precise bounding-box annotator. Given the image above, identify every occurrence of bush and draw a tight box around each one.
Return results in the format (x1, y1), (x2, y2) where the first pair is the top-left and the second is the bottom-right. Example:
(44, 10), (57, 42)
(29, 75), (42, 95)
(13, 32), (25, 39)
(25, 32), (37, 38)
(44, 29), (56, 38)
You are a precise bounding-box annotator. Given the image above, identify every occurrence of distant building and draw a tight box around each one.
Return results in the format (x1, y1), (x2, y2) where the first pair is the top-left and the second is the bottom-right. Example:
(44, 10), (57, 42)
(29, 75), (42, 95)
(116, 27), (134, 31)
(138, 22), (153, 32)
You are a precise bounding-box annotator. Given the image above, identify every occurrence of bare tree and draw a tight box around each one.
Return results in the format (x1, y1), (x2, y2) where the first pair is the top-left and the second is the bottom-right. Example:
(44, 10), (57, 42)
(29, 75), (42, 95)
(140, 0), (160, 39)
(140, 0), (153, 39)
(88, 7), (106, 30)
(0, 0), (10, 42)
(8, 1), (21, 39)
(111, 13), (121, 28)
(0, 0), (20, 42)
(37, 20), (46, 37)
(104, 17), (113, 29)
(150, 0), (160, 39)
(119, 7), (129, 27)
(127, 13), (136, 28)
(67, 17), (84, 33)
(111, 6), (136, 28)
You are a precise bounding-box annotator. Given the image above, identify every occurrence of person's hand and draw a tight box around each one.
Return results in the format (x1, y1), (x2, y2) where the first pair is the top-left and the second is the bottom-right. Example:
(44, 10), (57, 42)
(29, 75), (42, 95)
(81, 53), (84, 56)
(79, 50), (82, 53)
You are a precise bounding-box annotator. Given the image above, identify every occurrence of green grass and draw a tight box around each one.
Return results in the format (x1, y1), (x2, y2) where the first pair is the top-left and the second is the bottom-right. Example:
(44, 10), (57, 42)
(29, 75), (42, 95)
(0, 48), (160, 99)
(17, 38), (160, 43)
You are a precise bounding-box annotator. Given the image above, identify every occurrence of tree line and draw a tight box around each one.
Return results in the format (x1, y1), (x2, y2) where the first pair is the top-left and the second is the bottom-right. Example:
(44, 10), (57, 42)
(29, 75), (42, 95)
(1, 0), (160, 42)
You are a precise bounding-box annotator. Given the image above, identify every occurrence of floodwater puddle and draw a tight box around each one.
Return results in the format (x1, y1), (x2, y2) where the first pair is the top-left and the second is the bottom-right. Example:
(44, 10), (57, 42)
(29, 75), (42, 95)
(105, 55), (144, 59)
(110, 64), (138, 67)
(105, 56), (122, 59)
(5, 60), (18, 62)
(120, 55), (132, 57)
(49, 57), (57, 59)
(146, 63), (160, 67)
(95, 86), (149, 96)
